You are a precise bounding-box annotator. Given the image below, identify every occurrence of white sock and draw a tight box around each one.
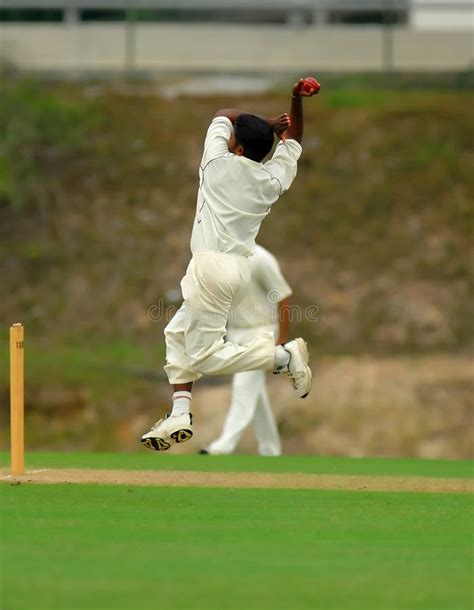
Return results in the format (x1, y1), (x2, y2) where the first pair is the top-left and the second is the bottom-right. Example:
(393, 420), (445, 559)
(171, 391), (192, 417)
(274, 345), (290, 371)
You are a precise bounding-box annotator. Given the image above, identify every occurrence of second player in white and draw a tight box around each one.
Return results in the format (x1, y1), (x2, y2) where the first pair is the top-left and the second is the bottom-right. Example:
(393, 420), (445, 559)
(203, 245), (292, 456)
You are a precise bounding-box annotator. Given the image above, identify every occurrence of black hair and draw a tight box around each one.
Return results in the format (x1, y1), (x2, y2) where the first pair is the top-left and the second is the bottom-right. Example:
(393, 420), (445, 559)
(234, 114), (275, 162)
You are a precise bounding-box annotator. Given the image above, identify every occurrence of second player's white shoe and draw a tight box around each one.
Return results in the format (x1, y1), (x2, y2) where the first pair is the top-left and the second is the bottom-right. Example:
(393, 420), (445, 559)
(141, 413), (193, 451)
(283, 338), (312, 399)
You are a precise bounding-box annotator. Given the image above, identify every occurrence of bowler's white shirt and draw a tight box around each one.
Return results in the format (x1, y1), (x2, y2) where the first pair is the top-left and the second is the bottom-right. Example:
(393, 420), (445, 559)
(228, 245), (293, 336)
(190, 116), (302, 258)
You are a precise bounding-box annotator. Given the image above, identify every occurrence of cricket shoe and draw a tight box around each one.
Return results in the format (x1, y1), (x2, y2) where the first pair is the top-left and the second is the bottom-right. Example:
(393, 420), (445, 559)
(140, 413), (193, 451)
(280, 338), (312, 399)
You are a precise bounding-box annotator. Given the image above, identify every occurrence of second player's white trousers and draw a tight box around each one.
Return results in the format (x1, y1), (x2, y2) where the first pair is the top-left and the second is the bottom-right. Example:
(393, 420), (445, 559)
(164, 251), (276, 385)
(208, 368), (282, 456)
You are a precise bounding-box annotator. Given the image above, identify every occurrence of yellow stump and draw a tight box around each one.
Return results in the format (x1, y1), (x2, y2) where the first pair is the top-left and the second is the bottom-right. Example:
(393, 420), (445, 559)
(10, 323), (24, 475)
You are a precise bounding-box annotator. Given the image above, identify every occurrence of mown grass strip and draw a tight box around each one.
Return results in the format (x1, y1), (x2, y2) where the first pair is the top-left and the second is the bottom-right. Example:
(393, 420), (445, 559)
(0, 451), (472, 478)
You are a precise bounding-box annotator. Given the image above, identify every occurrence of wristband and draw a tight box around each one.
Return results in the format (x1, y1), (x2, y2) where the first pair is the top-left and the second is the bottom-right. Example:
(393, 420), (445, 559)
(291, 94), (301, 99)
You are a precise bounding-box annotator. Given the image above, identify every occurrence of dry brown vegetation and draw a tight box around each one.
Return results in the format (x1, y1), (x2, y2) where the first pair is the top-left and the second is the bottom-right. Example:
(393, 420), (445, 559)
(0, 78), (472, 457)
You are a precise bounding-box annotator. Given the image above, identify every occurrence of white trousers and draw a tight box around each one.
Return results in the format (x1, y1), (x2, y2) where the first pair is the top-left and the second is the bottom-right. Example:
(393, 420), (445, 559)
(164, 251), (276, 385)
(208, 368), (282, 456)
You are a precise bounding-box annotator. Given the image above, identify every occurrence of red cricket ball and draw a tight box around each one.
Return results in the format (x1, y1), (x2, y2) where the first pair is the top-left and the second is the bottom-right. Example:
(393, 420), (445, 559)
(302, 77), (321, 95)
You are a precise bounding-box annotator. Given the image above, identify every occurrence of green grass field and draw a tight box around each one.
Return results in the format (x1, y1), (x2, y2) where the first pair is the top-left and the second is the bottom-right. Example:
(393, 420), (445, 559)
(1, 453), (473, 610)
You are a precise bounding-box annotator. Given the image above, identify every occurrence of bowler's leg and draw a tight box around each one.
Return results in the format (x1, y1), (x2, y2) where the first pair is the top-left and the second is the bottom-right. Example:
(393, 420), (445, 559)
(164, 303), (202, 386)
(141, 304), (199, 451)
(183, 256), (275, 376)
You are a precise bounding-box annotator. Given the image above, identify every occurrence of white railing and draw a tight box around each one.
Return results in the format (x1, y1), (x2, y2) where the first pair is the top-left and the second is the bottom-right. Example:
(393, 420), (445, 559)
(0, 1), (410, 7)
(3, 1), (472, 30)
(0, 1), (472, 74)
(0, 0), (411, 22)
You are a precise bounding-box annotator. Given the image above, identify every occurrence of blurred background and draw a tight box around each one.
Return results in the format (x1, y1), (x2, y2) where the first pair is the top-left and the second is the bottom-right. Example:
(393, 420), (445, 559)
(0, 0), (472, 458)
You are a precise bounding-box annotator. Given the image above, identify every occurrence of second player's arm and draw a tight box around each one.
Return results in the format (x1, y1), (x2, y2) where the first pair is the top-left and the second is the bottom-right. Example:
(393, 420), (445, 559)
(277, 298), (290, 345)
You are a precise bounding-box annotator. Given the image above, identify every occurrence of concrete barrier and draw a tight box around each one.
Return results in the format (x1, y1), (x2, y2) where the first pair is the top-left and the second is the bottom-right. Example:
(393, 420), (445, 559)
(0, 23), (472, 73)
